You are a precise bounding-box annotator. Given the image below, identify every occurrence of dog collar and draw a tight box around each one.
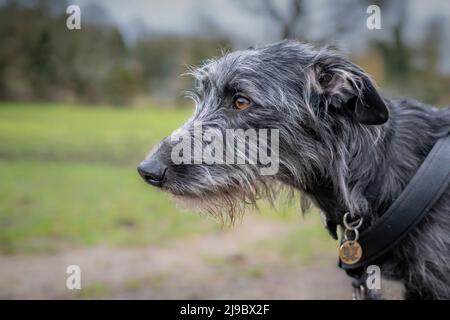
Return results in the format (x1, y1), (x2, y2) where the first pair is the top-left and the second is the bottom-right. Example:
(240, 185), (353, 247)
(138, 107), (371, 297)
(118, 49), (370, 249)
(339, 132), (450, 270)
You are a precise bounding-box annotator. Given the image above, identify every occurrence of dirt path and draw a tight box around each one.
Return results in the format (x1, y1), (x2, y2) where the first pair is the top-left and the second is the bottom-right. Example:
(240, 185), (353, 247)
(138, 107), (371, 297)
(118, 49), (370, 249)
(0, 216), (351, 299)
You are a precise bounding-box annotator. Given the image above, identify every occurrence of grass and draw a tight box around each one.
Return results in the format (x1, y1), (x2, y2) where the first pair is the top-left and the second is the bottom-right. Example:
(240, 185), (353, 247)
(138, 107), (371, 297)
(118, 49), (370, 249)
(0, 160), (213, 253)
(0, 102), (192, 165)
(0, 102), (215, 254)
(74, 282), (113, 299)
(266, 215), (337, 265)
(0, 102), (329, 256)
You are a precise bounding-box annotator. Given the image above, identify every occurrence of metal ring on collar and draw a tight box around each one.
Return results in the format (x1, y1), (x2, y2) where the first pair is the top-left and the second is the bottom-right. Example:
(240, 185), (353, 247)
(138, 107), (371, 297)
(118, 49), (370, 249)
(343, 212), (363, 230)
(344, 228), (359, 241)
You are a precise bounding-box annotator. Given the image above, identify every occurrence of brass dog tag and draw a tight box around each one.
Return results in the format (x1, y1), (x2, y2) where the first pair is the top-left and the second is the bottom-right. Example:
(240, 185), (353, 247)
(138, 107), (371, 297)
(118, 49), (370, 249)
(339, 240), (362, 265)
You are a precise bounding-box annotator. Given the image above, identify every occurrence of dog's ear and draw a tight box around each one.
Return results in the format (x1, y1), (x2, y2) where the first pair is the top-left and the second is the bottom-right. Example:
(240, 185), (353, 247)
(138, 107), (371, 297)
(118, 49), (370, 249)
(312, 54), (389, 125)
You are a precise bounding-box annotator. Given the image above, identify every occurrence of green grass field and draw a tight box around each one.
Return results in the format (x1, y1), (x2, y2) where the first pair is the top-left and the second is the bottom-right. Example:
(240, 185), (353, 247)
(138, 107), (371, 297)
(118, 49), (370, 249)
(0, 102), (332, 256)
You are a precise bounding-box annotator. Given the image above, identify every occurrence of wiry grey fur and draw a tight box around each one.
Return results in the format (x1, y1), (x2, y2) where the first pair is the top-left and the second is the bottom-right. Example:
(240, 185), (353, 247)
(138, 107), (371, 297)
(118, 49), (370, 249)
(140, 41), (450, 299)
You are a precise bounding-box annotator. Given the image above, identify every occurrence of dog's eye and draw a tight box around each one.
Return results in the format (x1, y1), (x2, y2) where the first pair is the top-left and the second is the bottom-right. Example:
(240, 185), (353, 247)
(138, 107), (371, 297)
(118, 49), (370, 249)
(233, 96), (252, 110)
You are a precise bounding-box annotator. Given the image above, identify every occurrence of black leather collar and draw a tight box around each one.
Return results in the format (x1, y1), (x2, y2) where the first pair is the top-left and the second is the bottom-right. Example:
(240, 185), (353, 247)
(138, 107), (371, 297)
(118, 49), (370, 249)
(339, 132), (450, 270)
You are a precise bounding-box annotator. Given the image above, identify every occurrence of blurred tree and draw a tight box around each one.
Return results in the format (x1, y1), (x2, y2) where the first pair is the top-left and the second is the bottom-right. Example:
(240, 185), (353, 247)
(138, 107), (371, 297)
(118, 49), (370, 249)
(415, 17), (447, 105)
(371, 0), (413, 82)
(1, 0), (447, 107)
(0, 0), (232, 106)
(104, 63), (142, 106)
(240, 0), (305, 39)
(132, 36), (231, 102)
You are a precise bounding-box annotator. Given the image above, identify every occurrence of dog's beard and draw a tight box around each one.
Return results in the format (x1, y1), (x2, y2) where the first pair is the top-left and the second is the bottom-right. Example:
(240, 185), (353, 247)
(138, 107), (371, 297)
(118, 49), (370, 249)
(170, 178), (284, 224)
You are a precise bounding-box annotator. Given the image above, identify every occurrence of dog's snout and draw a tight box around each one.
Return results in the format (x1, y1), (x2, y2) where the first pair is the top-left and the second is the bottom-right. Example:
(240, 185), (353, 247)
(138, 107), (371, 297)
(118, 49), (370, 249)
(137, 158), (167, 187)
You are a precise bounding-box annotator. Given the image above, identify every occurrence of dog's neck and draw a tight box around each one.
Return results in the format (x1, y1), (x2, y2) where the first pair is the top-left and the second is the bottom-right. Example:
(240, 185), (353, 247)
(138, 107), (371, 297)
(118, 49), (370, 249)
(297, 98), (449, 238)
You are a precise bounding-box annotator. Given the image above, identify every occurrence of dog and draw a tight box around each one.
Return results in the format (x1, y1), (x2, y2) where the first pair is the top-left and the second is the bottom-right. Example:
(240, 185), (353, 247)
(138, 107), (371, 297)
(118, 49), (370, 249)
(138, 40), (450, 299)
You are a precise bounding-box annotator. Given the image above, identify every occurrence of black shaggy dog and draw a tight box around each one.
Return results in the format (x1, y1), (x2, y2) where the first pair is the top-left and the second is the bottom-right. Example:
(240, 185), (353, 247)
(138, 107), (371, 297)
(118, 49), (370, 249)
(138, 41), (450, 299)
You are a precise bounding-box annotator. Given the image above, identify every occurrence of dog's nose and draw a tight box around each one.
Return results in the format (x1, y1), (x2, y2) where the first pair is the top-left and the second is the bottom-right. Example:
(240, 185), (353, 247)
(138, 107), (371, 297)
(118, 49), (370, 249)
(137, 158), (167, 187)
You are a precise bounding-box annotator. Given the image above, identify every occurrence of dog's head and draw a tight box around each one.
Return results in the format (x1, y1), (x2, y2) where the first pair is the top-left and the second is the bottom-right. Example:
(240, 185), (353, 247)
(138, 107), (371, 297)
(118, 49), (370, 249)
(138, 41), (389, 220)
